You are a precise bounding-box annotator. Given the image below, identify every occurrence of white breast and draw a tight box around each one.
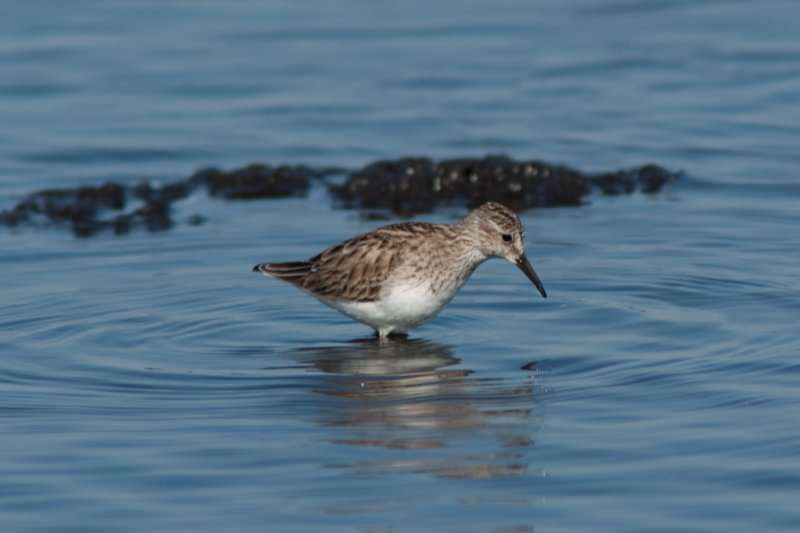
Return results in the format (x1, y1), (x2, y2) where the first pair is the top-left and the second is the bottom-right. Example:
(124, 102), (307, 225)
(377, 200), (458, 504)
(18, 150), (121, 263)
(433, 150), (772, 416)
(317, 279), (458, 336)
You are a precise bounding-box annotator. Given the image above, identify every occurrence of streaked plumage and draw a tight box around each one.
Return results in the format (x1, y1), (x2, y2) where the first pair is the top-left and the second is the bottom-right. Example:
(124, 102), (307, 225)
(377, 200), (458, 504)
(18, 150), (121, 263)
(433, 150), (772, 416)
(253, 202), (547, 337)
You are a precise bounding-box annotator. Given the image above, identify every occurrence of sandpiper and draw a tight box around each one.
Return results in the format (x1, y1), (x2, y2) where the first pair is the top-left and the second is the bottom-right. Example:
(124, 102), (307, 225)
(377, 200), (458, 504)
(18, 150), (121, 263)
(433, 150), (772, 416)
(253, 202), (547, 338)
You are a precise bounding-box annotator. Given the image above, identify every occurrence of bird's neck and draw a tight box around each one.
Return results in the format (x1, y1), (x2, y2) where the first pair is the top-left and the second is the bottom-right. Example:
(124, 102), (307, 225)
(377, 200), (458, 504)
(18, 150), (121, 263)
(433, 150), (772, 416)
(425, 222), (488, 294)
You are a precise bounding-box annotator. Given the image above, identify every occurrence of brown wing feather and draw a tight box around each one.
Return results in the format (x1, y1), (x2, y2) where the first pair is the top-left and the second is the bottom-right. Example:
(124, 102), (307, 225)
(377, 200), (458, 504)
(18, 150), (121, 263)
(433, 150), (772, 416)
(302, 228), (407, 301)
(252, 261), (312, 288)
(254, 222), (446, 302)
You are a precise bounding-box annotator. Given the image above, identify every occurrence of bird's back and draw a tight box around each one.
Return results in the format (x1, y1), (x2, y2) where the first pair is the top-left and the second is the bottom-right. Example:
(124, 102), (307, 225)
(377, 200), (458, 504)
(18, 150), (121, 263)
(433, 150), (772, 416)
(254, 222), (449, 302)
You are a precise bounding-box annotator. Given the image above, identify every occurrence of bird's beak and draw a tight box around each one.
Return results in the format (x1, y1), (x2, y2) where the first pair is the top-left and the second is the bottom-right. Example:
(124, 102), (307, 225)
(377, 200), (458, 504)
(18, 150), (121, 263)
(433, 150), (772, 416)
(516, 254), (547, 298)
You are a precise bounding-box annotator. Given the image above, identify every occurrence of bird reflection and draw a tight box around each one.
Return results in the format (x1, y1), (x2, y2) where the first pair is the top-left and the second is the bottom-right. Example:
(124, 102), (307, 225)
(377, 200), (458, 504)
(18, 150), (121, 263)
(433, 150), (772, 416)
(282, 338), (539, 479)
(290, 337), (462, 378)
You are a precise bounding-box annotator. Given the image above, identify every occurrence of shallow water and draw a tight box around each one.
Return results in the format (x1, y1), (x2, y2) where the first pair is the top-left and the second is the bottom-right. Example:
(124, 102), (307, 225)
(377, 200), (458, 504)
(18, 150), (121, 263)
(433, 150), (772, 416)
(2, 1), (800, 531)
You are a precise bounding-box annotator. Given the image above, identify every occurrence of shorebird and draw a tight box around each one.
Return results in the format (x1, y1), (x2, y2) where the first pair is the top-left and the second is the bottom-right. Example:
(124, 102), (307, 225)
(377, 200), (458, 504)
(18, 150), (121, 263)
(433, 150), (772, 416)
(253, 202), (547, 337)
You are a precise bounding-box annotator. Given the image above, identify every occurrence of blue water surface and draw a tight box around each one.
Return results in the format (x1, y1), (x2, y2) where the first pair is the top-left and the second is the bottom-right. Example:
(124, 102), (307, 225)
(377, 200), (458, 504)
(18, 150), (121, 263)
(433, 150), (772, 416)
(2, 1), (799, 531)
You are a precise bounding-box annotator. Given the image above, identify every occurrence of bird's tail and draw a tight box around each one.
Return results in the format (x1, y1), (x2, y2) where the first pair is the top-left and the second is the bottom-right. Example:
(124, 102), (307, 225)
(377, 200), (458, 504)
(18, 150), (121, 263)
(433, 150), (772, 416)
(252, 261), (312, 286)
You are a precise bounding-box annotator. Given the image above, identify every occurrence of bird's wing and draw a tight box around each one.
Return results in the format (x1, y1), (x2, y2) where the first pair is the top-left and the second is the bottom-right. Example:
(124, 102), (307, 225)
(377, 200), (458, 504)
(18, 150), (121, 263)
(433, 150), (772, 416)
(255, 222), (439, 302)
(301, 226), (411, 301)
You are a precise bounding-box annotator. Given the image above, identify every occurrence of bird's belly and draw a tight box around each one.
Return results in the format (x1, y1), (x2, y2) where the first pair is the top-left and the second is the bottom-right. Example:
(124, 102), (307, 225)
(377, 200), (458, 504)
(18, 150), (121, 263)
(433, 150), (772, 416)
(322, 281), (454, 333)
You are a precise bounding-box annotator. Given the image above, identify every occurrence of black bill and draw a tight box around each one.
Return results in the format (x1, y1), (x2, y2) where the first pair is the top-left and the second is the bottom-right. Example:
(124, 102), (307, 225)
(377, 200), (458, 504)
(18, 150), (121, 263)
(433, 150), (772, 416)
(516, 254), (547, 298)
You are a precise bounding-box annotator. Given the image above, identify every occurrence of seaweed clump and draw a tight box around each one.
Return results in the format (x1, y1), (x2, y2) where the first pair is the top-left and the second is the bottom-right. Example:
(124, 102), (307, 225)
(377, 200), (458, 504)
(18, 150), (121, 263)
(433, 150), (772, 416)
(590, 164), (677, 195)
(330, 155), (677, 215)
(192, 164), (316, 199)
(1, 183), (127, 237)
(1, 156), (679, 236)
(0, 164), (315, 237)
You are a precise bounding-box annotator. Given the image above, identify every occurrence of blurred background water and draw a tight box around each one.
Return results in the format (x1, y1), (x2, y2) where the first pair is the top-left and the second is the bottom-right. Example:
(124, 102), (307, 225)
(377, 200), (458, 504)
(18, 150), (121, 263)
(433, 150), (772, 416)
(2, 1), (799, 531)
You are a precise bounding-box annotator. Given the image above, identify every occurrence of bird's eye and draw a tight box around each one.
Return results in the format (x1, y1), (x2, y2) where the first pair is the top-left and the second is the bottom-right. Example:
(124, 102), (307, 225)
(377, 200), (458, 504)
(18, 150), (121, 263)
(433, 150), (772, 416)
(502, 234), (512, 243)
